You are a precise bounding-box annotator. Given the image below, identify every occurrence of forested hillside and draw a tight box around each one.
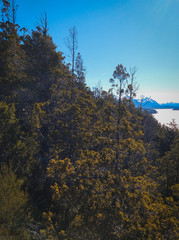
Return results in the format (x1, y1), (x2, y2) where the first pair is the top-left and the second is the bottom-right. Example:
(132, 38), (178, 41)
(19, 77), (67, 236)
(0, 1), (178, 239)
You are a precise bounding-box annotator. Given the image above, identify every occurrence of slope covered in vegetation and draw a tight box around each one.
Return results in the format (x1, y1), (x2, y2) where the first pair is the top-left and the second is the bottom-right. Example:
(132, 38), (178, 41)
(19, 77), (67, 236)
(0, 1), (178, 239)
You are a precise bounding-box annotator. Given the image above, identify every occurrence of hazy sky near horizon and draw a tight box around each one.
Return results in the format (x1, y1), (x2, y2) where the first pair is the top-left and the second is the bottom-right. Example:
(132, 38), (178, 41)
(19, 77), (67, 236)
(16, 0), (179, 103)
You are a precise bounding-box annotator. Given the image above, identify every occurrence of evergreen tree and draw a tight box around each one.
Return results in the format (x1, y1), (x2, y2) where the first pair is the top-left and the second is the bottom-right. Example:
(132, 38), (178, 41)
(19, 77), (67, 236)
(75, 52), (86, 89)
(110, 64), (130, 163)
(0, 0), (26, 102)
(22, 24), (64, 102)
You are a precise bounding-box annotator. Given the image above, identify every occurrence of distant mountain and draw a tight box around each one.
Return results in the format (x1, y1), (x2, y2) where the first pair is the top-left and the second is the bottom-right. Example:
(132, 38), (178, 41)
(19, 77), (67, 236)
(133, 97), (160, 109)
(132, 98), (179, 110)
(160, 102), (179, 110)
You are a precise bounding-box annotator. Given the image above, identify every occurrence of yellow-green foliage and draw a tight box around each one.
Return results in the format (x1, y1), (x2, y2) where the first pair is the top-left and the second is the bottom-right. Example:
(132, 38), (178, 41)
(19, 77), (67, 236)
(40, 147), (179, 240)
(0, 164), (31, 240)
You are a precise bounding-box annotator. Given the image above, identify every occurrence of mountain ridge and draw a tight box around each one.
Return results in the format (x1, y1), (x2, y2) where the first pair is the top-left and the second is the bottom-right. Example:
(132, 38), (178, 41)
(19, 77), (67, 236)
(133, 97), (179, 110)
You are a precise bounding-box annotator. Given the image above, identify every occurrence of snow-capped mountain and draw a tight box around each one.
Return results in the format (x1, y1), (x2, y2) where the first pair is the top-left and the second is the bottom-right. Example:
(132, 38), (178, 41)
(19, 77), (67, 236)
(133, 97), (160, 109)
(133, 98), (179, 110)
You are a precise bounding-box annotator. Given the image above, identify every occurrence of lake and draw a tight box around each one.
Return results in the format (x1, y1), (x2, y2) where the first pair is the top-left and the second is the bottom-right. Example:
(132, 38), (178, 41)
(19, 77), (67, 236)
(152, 109), (179, 127)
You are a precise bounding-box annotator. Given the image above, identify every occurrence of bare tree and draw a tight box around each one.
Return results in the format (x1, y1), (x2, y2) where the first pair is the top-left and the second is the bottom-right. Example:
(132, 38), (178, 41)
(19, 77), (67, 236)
(139, 95), (151, 109)
(36, 12), (48, 36)
(127, 66), (139, 101)
(11, 0), (18, 24)
(93, 80), (103, 99)
(40, 12), (48, 36)
(65, 26), (78, 76)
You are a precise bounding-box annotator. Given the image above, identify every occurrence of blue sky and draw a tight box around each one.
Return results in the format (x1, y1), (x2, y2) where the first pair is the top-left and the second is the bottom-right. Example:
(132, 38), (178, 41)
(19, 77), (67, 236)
(16, 0), (179, 103)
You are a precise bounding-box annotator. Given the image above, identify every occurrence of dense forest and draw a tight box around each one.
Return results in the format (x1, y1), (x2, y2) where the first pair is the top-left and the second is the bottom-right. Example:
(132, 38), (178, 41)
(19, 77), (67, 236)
(0, 1), (178, 239)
